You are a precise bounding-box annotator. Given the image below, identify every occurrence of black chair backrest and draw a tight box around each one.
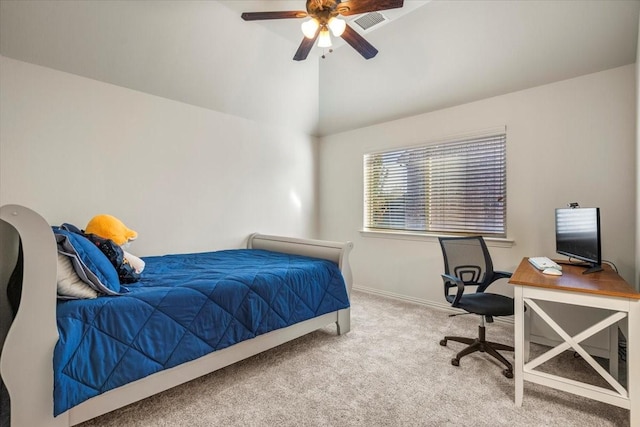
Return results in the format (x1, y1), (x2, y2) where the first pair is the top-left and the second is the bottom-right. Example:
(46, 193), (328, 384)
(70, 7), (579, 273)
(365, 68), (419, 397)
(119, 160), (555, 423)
(439, 236), (495, 292)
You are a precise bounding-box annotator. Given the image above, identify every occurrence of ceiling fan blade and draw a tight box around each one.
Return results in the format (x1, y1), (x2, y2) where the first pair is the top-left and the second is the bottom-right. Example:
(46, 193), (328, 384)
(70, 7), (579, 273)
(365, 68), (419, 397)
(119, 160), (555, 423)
(293, 33), (320, 61)
(340, 24), (378, 59)
(241, 11), (308, 21)
(337, 0), (404, 16)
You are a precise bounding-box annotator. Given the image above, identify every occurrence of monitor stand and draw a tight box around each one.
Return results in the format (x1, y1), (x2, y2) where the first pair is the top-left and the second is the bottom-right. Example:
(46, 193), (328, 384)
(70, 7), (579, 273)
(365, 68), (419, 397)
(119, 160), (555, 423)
(556, 260), (604, 274)
(582, 264), (603, 274)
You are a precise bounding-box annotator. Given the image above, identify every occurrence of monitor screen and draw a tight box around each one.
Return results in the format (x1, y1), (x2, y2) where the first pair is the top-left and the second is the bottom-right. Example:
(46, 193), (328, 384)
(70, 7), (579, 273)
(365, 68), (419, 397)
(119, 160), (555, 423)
(555, 207), (601, 268)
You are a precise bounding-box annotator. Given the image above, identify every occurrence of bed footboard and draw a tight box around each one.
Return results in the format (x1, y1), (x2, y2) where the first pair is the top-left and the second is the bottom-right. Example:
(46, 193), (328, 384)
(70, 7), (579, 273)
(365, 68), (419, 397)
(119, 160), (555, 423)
(247, 233), (353, 335)
(247, 232), (354, 295)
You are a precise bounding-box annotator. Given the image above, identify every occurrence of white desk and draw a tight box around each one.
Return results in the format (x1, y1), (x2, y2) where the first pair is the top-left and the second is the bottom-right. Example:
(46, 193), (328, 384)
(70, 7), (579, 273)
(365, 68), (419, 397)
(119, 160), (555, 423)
(509, 258), (640, 426)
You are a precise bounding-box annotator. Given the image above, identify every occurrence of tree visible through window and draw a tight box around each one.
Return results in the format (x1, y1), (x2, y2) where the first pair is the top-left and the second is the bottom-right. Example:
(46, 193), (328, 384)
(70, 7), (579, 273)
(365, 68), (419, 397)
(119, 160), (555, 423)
(364, 132), (507, 236)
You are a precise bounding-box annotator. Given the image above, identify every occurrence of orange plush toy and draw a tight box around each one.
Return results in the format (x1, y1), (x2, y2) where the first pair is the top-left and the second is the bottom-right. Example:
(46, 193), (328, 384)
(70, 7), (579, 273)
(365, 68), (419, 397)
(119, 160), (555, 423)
(85, 214), (138, 246)
(86, 214), (145, 274)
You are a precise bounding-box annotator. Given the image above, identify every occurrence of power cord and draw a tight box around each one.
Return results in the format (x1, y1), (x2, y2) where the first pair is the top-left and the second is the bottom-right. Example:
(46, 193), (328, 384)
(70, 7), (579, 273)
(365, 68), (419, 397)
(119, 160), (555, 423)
(619, 332), (627, 362)
(602, 259), (618, 273)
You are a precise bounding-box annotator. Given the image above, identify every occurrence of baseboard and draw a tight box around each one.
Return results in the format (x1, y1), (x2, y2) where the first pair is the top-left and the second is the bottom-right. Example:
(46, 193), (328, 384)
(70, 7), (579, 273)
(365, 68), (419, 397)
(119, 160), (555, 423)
(352, 284), (614, 358)
(528, 333), (611, 359)
(352, 284), (514, 325)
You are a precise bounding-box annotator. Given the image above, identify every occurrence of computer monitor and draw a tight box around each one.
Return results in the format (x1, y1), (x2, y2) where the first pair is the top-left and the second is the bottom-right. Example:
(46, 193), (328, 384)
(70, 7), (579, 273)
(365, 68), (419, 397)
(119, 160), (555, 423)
(555, 207), (603, 274)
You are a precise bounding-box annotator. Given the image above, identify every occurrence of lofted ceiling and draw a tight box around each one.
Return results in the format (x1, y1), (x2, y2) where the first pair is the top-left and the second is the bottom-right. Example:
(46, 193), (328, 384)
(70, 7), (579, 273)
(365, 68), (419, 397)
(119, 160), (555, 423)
(1, 1), (639, 137)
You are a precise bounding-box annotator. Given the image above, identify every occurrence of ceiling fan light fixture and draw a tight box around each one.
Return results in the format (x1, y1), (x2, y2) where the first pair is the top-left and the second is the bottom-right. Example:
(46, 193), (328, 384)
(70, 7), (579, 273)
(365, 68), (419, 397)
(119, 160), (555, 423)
(328, 17), (346, 37)
(242, 0), (406, 60)
(317, 26), (332, 48)
(301, 18), (319, 38)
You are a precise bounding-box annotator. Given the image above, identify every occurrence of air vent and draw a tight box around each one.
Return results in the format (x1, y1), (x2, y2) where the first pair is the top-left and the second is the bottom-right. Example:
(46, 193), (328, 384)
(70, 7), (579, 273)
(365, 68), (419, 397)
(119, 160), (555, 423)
(352, 11), (389, 32)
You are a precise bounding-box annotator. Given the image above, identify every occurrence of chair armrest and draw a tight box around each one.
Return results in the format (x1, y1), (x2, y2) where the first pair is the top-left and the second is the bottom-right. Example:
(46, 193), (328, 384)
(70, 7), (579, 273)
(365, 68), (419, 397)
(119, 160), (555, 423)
(441, 273), (465, 307)
(477, 270), (512, 293)
(494, 270), (512, 280)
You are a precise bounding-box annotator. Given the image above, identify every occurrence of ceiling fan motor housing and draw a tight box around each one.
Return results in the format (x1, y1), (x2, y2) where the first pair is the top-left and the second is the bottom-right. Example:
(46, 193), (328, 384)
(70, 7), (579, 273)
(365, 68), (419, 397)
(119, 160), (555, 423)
(306, 0), (343, 23)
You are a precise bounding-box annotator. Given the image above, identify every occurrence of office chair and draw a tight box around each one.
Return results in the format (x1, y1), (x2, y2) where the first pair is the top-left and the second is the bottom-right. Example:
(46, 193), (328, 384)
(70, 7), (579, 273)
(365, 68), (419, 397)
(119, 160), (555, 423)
(438, 236), (514, 378)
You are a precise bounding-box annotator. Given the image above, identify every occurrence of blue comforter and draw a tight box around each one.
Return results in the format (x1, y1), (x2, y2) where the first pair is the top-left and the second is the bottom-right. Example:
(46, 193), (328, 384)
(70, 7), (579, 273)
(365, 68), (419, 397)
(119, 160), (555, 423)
(54, 249), (350, 415)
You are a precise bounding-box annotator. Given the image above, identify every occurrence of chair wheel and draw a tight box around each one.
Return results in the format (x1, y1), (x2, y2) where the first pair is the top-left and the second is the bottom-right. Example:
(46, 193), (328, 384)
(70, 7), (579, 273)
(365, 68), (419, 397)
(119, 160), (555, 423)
(440, 339), (447, 346)
(451, 358), (459, 367)
(503, 369), (513, 379)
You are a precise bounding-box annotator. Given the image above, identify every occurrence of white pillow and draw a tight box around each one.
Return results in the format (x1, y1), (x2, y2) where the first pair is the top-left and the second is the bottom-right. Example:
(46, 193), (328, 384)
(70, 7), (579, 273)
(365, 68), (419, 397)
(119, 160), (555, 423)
(57, 252), (98, 299)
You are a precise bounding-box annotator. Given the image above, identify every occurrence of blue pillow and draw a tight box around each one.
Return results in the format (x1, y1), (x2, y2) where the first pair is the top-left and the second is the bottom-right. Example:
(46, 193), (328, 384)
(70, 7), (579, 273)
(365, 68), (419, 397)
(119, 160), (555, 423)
(53, 227), (122, 295)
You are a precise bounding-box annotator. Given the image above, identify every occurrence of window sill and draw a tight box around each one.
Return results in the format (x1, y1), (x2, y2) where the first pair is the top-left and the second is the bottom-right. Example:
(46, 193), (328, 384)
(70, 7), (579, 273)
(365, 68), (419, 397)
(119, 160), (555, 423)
(359, 229), (515, 248)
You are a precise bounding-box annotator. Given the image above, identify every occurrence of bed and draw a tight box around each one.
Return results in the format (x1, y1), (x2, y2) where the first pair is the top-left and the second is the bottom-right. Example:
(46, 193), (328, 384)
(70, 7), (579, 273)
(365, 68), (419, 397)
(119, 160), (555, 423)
(0, 204), (353, 427)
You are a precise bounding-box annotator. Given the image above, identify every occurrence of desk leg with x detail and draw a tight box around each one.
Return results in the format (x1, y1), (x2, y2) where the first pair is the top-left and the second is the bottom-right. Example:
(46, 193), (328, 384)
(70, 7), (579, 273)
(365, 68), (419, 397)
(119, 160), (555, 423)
(514, 286), (638, 413)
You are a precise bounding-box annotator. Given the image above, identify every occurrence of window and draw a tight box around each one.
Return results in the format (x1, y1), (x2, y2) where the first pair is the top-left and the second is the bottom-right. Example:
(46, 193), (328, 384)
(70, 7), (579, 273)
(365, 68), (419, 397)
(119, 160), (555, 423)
(364, 131), (507, 236)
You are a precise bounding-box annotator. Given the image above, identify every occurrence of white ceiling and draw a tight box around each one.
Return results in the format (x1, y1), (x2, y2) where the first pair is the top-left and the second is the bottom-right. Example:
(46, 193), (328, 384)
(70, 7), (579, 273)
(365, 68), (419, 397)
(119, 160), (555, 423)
(319, 0), (640, 134)
(1, 1), (639, 137)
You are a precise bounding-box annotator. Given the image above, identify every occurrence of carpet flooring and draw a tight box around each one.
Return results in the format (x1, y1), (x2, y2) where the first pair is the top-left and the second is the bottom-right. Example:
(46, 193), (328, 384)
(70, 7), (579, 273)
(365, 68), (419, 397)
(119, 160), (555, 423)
(5, 290), (632, 426)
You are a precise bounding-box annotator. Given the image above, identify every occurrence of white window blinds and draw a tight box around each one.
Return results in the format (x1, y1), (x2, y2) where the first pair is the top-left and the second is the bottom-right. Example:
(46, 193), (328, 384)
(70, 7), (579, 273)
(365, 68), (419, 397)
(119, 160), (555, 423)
(364, 132), (507, 236)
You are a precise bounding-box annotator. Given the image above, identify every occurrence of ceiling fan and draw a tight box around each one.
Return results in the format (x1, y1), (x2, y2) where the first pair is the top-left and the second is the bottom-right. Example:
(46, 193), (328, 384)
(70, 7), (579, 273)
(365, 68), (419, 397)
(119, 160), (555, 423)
(241, 0), (405, 61)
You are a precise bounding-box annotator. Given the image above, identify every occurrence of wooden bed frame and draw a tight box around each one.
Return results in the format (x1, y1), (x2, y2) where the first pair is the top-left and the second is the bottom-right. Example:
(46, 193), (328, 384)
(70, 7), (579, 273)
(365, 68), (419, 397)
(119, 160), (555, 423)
(0, 204), (353, 427)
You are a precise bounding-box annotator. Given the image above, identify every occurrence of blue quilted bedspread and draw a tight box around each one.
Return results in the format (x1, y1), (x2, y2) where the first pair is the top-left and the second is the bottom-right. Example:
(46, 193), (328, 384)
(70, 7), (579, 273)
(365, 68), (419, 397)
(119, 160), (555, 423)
(54, 249), (350, 415)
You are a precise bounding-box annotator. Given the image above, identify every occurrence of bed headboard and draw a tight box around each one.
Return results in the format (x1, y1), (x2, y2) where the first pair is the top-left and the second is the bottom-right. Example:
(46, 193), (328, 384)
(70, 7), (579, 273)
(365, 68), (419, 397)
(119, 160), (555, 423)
(0, 204), (64, 426)
(247, 233), (353, 295)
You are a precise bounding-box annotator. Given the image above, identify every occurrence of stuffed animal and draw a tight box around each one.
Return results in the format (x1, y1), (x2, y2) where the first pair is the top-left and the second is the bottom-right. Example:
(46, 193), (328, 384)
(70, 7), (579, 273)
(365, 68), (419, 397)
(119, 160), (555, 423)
(85, 214), (145, 277)
(85, 214), (137, 246)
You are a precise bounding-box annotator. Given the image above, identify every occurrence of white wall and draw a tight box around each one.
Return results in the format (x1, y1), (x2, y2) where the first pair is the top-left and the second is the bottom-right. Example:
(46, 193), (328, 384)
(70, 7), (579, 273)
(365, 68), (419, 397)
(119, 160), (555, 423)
(0, 56), (319, 256)
(318, 65), (636, 305)
(0, 1), (321, 136)
(636, 10), (640, 291)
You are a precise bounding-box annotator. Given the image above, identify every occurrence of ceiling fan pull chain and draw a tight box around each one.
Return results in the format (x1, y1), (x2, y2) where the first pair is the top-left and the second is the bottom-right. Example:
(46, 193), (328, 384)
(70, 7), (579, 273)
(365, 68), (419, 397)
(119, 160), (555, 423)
(321, 48), (334, 59)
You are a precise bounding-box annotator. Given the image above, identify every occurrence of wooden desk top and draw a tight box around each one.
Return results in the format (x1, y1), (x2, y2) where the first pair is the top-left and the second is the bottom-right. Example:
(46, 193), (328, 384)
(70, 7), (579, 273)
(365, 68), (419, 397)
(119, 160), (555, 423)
(509, 258), (640, 299)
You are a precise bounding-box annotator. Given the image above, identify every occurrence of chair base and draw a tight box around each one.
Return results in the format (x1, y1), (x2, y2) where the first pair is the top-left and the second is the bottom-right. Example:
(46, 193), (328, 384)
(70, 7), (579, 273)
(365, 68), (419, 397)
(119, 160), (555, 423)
(440, 325), (514, 378)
